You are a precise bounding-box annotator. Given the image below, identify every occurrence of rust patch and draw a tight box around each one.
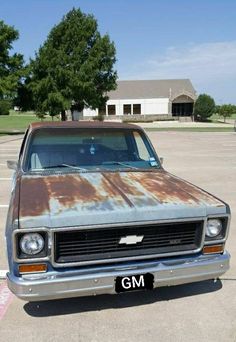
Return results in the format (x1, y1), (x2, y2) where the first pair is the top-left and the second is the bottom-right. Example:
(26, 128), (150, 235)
(164, 173), (223, 206)
(19, 173), (131, 217)
(128, 171), (223, 206)
(102, 173), (135, 207)
(129, 172), (201, 204)
(99, 178), (120, 197)
(47, 175), (104, 207)
(18, 168), (222, 219)
(20, 178), (50, 217)
(107, 173), (144, 197)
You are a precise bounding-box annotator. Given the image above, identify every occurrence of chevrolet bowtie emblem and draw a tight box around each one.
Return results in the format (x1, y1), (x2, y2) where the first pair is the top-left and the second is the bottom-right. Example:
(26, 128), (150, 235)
(119, 235), (144, 245)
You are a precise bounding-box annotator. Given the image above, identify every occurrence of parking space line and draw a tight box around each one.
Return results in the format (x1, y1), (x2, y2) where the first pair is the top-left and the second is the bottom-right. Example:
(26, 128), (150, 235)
(0, 149), (19, 151)
(0, 281), (14, 321)
(0, 205), (9, 208)
(0, 137), (23, 145)
(0, 178), (12, 181)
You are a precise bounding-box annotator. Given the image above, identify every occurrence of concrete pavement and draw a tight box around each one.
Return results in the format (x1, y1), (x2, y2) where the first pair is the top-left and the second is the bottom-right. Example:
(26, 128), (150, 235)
(140, 120), (234, 128)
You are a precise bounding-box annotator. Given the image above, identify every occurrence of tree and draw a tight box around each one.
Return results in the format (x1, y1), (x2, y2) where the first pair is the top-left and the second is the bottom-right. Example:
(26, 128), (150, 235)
(14, 65), (35, 112)
(30, 8), (117, 120)
(194, 94), (215, 121)
(214, 105), (221, 114)
(0, 20), (24, 102)
(219, 104), (235, 123)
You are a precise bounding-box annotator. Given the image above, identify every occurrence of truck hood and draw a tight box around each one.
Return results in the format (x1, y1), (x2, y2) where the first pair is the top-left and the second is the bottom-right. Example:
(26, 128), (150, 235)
(18, 171), (226, 228)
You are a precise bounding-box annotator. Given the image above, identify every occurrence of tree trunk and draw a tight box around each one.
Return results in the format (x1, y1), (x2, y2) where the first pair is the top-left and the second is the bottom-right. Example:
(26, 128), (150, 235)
(71, 102), (84, 121)
(61, 110), (67, 121)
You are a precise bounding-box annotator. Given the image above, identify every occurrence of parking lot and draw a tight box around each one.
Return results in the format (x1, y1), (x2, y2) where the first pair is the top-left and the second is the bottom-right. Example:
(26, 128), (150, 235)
(0, 131), (236, 342)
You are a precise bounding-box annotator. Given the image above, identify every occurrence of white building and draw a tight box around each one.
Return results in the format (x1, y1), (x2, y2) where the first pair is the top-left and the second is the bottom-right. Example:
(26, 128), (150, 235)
(83, 79), (197, 120)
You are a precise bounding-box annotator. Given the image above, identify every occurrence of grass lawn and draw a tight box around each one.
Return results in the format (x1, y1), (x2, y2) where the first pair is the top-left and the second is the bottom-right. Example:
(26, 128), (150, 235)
(0, 113), (59, 134)
(9, 110), (36, 116)
(0, 112), (235, 135)
(0, 115), (40, 132)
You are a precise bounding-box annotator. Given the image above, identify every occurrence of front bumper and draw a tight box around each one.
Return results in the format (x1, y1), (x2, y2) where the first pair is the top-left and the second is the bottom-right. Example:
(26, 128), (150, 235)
(7, 251), (230, 301)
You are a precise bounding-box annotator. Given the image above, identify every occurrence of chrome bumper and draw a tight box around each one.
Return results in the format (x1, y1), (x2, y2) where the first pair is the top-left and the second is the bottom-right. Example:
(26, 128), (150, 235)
(7, 252), (230, 301)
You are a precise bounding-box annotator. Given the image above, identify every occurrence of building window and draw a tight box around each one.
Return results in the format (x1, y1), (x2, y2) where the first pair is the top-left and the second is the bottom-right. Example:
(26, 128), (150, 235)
(123, 104), (132, 115)
(133, 104), (141, 115)
(107, 105), (116, 115)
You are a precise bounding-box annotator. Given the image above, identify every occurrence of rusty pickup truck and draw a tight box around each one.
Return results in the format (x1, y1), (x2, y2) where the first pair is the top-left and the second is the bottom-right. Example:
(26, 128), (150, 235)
(5, 121), (230, 301)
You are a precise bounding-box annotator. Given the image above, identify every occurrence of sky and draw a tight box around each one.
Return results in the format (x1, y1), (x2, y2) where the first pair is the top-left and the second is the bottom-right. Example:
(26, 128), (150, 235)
(1, 0), (236, 104)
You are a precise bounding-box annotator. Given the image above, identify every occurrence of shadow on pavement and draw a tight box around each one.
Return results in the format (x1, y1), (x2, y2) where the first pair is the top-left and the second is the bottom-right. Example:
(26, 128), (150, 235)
(24, 279), (222, 317)
(0, 131), (24, 136)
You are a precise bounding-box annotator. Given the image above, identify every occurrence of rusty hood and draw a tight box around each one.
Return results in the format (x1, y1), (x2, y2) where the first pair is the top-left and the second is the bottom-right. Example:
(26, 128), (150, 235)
(18, 171), (226, 228)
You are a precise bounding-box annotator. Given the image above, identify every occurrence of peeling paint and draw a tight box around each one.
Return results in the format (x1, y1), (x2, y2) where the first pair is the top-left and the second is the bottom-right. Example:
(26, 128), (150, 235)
(18, 170), (224, 222)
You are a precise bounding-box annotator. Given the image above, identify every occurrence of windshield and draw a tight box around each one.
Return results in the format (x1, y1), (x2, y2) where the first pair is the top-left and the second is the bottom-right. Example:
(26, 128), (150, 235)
(24, 128), (160, 172)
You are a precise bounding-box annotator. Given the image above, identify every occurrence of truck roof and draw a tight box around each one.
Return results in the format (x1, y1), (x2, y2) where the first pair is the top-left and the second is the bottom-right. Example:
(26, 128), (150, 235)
(29, 121), (143, 132)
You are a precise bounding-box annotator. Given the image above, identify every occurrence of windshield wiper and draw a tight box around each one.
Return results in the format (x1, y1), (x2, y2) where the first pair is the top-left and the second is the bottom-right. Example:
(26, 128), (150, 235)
(61, 164), (88, 171)
(39, 164), (87, 171)
(102, 161), (138, 170)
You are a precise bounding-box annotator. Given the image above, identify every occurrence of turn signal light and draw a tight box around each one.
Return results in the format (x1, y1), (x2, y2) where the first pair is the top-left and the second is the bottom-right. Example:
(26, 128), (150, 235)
(19, 264), (47, 274)
(203, 245), (224, 255)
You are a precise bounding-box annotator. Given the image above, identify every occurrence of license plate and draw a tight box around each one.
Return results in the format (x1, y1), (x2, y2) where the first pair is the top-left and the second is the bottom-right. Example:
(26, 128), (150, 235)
(115, 273), (154, 293)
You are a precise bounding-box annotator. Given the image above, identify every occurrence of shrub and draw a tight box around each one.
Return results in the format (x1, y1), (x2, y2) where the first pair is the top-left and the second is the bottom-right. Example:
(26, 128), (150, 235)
(0, 100), (11, 115)
(194, 94), (215, 121)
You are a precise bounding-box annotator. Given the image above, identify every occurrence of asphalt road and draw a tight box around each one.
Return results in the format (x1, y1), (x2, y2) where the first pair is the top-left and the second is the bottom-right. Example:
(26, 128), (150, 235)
(0, 131), (235, 342)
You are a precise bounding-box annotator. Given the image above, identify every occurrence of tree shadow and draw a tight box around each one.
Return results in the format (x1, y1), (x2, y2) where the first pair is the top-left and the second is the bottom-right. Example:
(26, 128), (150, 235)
(24, 279), (222, 317)
(0, 131), (24, 135)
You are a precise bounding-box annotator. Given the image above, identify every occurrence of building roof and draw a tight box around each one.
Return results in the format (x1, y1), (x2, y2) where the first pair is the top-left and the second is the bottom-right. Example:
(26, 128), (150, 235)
(108, 79), (196, 100)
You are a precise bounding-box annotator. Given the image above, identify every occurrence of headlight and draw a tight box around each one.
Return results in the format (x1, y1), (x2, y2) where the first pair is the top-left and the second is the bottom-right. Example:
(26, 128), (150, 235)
(206, 219), (223, 238)
(20, 233), (45, 255)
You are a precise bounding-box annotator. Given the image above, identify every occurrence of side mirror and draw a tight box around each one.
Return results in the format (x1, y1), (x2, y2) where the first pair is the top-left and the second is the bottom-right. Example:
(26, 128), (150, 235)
(160, 157), (164, 165)
(7, 160), (18, 170)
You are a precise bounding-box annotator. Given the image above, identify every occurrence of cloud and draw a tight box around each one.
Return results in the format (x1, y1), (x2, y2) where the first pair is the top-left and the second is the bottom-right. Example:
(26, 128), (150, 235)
(119, 41), (236, 103)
